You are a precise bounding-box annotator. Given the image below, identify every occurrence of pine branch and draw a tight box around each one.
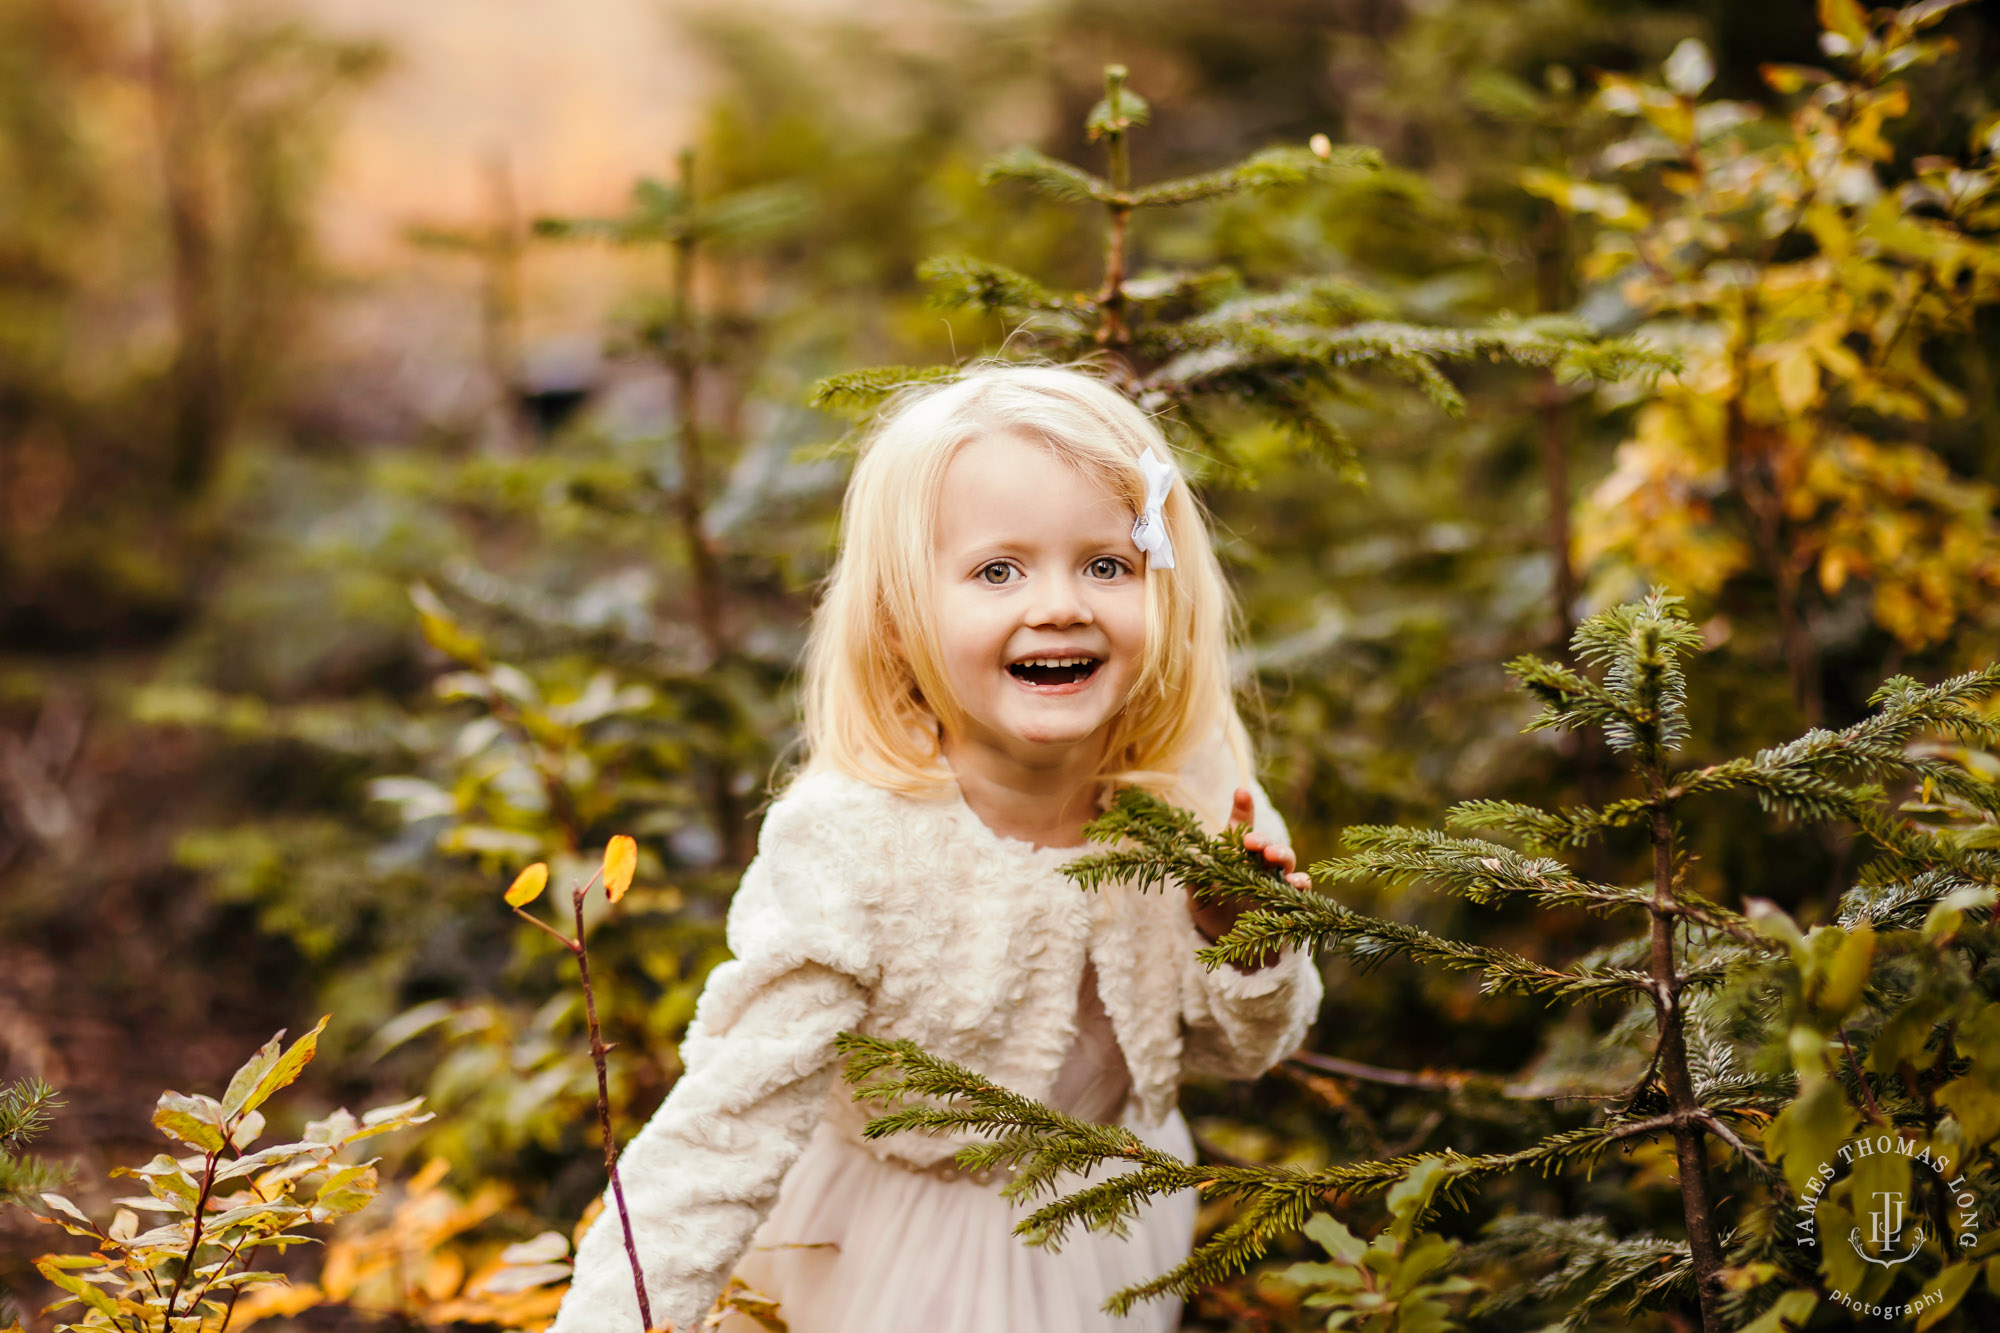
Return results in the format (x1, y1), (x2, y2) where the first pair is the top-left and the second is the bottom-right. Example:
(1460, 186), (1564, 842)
(1665, 665), (2000, 821)
(807, 364), (962, 419)
(1506, 655), (1635, 738)
(1838, 869), (1996, 930)
(532, 177), (806, 249)
(1851, 803), (2000, 887)
(1710, 1212), (1821, 1331)
(1553, 335), (1681, 386)
(838, 1015), (1776, 1319)
(1671, 891), (1787, 948)
(1201, 895), (1660, 1003)
(0, 1078), (67, 1208)
(1059, 786), (1277, 900)
(1463, 1215), (1689, 1325)
(1125, 144), (1380, 206)
(1566, 590), (1703, 761)
(1259, 380), (1359, 478)
(1105, 1178), (1334, 1311)
(1868, 665), (2000, 732)
(835, 1030), (1409, 1312)
(532, 214), (653, 245)
(1064, 788), (1663, 1001)
(1445, 795), (1654, 849)
(689, 182), (813, 243)
(1668, 756), (1876, 823)
(917, 255), (1070, 314)
(1315, 824), (1649, 912)
(836, 1033), (1733, 1316)
(981, 146), (1118, 205)
(1181, 276), (1390, 329)
(1577, 1247), (1696, 1330)
(1118, 266), (1243, 315)
(1149, 318), (1612, 405)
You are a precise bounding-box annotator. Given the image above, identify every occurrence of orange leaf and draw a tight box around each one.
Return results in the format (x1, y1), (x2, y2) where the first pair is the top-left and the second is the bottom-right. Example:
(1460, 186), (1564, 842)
(602, 836), (638, 904)
(505, 863), (549, 908)
(228, 1281), (327, 1330)
(571, 1196), (606, 1249)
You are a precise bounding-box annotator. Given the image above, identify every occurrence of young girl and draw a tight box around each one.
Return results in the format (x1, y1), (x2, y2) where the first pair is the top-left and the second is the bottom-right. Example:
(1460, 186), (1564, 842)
(550, 363), (1322, 1333)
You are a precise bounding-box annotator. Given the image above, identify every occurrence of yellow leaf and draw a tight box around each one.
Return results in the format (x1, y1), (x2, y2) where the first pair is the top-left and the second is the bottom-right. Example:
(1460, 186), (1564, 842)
(1773, 348), (1819, 416)
(505, 863), (549, 908)
(1816, 924), (1875, 1021)
(602, 836), (638, 904)
(1818, 0), (1866, 46)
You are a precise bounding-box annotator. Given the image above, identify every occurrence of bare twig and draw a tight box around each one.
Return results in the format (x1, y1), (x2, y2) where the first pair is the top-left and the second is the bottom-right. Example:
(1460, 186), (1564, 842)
(1839, 1025), (1886, 1125)
(513, 868), (655, 1331)
(567, 881), (654, 1331)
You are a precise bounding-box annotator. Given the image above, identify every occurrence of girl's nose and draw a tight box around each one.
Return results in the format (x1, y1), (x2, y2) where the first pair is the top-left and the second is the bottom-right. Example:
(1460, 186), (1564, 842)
(1026, 571), (1093, 627)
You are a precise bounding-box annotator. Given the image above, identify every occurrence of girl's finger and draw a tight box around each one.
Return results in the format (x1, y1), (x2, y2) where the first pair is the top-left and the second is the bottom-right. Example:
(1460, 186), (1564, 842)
(1288, 872), (1310, 888)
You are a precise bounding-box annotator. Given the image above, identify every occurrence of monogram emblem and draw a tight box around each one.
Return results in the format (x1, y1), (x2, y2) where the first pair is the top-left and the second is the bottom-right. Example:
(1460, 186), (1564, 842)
(1849, 1190), (1925, 1268)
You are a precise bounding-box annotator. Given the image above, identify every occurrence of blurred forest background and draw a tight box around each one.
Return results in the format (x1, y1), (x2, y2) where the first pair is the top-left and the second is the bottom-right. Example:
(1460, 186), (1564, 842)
(3, 0), (2000, 1329)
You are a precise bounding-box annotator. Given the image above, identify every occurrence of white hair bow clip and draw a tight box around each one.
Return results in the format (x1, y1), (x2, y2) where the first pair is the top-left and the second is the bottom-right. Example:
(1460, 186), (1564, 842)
(1130, 447), (1178, 570)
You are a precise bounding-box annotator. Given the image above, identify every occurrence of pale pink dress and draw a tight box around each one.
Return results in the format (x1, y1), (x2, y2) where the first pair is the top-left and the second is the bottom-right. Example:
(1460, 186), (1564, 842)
(723, 960), (1197, 1333)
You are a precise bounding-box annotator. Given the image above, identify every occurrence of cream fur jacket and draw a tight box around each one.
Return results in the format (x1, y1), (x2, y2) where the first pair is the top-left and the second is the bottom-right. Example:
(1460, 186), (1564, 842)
(553, 722), (1323, 1333)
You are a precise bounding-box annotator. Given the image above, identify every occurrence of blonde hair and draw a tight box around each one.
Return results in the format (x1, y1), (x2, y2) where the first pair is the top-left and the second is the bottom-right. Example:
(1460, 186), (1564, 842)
(792, 362), (1251, 815)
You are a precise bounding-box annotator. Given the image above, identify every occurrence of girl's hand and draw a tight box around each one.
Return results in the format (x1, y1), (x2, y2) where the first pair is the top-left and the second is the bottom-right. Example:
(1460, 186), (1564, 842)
(1187, 787), (1309, 968)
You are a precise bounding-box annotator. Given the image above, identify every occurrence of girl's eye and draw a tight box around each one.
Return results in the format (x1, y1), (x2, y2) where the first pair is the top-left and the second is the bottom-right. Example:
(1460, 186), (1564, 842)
(1087, 557), (1127, 579)
(978, 562), (1016, 585)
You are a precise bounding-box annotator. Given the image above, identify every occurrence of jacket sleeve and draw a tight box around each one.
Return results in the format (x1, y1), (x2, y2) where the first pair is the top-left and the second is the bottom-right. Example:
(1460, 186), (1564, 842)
(551, 784), (876, 1333)
(1178, 721), (1324, 1081)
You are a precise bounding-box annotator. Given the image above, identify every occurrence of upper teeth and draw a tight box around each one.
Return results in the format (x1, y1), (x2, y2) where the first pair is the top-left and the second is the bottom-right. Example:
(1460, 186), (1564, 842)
(1017, 656), (1094, 667)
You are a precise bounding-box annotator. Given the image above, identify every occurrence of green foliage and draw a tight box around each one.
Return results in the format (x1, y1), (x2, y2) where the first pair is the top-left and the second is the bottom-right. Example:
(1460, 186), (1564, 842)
(10, 4), (2000, 1331)
(1544, 0), (2000, 714)
(815, 63), (1671, 482)
(530, 170), (809, 252)
(27, 1019), (430, 1332)
(844, 592), (2000, 1329)
(837, 1029), (1406, 1314)
(1275, 1160), (1478, 1332)
(0, 3), (384, 643)
(0, 1079), (66, 1209)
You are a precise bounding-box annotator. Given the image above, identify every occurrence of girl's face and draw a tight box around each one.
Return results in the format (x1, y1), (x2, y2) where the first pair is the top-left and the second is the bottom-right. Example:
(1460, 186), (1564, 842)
(929, 431), (1148, 773)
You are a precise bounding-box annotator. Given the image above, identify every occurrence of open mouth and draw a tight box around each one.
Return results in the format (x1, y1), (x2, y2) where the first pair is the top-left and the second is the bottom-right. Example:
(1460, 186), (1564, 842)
(1007, 655), (1103, 687)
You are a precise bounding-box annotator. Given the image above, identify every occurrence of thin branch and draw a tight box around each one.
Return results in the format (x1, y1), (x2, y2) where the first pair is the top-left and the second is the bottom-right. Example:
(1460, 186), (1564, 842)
(164, 1147), (221, 1321)
(571, 882), (653, 1331)
(1286, 1050), (1476, 1092)
(1694, 1111), (1783, 1185)
(510, 904), (579, 953)
(1285, 1050), (1629, 1103)
(1839, 1026), (1886, 1126)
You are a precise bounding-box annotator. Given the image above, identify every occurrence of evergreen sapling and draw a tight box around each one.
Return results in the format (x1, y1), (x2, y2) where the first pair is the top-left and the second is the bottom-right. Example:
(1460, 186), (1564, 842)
(0, 1079), (66, 1210)
(811, 65), (1671, 483)
(842, 592), (2000, 1331)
